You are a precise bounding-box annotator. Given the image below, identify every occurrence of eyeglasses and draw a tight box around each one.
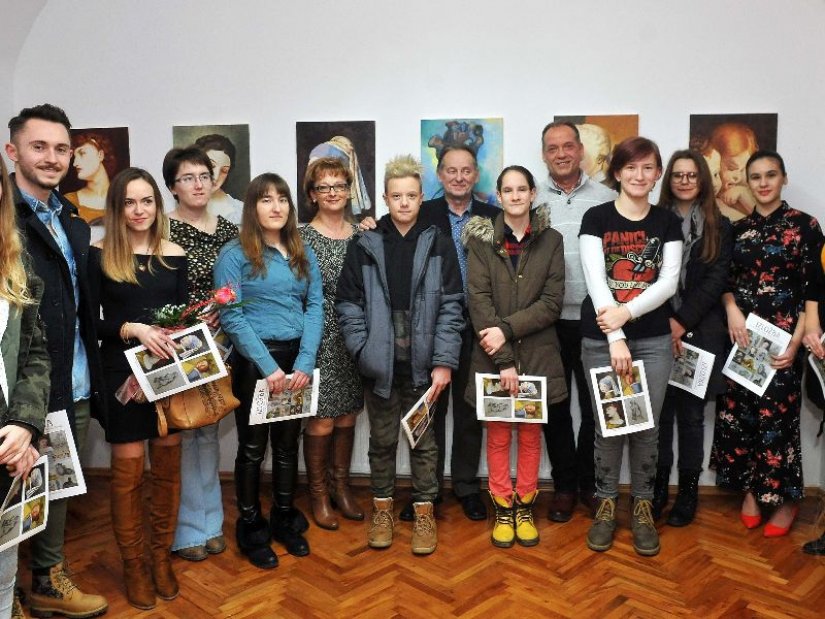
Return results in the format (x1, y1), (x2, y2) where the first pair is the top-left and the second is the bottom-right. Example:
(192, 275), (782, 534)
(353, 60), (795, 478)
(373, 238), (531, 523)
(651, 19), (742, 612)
(671, 172), (699, 184)
(314, 183), (350, 194)
(175, 173), (213, 185)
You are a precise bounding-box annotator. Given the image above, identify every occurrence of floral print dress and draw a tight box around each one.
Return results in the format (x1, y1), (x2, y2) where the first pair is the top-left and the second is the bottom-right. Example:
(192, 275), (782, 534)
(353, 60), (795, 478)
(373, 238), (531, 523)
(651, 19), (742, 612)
(710, 202), (823, 505)
(299, 224), (363, 418)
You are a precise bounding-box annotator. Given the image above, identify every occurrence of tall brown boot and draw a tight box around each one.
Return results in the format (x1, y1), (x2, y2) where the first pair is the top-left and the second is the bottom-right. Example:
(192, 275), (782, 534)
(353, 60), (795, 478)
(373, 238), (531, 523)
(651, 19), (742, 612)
(330, 426), (364, 520)
(111, 453), (155, 610)
(304, 433), (338, 530)
(149, 442), (182, 600)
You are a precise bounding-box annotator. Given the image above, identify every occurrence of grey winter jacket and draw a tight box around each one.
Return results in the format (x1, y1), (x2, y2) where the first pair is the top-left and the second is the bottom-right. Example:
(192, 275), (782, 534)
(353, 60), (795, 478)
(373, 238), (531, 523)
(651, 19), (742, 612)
(335, 221), (465, 398)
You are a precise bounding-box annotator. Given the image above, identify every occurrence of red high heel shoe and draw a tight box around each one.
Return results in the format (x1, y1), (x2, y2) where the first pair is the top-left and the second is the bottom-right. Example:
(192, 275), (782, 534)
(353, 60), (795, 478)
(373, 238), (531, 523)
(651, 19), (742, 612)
(763, 505), (799, 538)
(740, 512), (762, 529)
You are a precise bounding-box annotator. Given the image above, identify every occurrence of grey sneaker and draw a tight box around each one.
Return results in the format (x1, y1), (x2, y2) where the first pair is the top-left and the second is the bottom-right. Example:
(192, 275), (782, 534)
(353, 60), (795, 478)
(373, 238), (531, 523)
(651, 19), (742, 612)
(632, 497), (661, 556)
(368, 497), (394, 548)
(586, 497), (617, 552)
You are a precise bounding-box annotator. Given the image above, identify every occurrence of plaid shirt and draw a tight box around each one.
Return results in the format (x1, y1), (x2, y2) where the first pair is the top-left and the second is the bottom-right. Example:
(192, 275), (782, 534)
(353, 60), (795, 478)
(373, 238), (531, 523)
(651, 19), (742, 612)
(502, 223), (532, 269)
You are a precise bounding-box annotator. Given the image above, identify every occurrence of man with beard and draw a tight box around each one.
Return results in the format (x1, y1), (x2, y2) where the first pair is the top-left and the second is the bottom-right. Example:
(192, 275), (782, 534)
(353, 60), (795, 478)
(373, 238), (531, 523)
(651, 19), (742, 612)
(6, 104), (108, 618)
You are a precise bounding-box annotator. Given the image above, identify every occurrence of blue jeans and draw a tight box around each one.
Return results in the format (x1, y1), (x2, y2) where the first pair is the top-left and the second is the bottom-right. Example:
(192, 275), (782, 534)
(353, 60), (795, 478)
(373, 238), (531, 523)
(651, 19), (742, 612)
(0, 546), (16, 616)
(581, 335), (672, 500)
(172, 424), (224, 550)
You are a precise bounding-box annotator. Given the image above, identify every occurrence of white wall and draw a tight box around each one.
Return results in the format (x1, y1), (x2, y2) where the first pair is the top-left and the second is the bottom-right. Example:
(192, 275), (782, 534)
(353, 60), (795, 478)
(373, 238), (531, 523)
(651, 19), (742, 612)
(7, 0), (825, 486)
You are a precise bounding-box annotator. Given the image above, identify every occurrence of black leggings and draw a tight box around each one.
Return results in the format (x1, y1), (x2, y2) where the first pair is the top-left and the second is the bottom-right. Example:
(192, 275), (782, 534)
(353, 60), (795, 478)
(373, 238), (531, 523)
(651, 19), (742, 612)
(233, 340), (302, 519)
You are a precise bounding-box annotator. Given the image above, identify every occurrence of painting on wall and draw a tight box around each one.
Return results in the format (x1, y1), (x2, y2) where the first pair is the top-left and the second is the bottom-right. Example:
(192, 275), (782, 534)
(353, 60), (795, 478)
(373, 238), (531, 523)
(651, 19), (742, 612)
(296, 121), (376, 224)
(554, 115), (639, 188)
(420, 118), (503, 205)
(173, 124), (251, 225)
(60, 127), (130, 227)
(689, 113), (778, 222)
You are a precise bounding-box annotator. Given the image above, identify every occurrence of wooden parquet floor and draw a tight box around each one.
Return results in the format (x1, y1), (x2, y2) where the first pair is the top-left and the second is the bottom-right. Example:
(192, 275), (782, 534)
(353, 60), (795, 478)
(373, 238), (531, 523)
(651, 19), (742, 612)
(19, 477), (825, 618)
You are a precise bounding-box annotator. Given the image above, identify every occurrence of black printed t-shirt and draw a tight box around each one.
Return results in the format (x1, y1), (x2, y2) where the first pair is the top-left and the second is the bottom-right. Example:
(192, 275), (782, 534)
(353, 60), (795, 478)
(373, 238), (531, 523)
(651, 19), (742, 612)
(579, 201), (682, 341)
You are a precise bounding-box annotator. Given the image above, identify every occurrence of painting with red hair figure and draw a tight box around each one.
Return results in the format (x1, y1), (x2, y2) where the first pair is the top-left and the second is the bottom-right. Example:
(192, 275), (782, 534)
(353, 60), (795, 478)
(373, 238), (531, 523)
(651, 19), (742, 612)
(689, 113), (778, 222)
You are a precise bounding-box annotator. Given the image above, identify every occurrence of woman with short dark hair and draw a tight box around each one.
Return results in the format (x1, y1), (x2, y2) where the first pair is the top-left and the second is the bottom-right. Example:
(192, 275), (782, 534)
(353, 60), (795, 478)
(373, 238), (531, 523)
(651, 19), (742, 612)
(163, 146), (239, 562)
(299, 157), (364, 530)
(579, 137), (683, 557)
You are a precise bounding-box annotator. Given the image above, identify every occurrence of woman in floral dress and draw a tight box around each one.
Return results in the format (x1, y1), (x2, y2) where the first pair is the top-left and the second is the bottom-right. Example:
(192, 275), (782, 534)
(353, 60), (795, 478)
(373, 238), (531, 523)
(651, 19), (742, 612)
(711, 150), (823, 536)
(299, 157), (364, 530)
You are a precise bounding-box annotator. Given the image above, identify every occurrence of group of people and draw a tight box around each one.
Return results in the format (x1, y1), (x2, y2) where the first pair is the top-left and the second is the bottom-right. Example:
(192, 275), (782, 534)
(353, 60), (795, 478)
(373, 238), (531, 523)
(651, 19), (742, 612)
(0, 104), (823, 618)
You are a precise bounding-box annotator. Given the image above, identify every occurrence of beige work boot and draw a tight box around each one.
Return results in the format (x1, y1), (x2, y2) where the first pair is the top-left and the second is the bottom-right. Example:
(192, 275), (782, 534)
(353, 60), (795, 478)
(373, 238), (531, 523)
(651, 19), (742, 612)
(30, 562), (108, 618)
(410, 501), (437, 555)
(368, 497), (394, 548)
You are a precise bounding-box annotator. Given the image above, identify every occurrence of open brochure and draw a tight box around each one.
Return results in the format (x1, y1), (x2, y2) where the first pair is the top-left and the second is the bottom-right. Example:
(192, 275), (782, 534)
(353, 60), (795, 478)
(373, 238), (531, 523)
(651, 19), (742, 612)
(722, 314), (791, 397)
(249, 369), (320, 425)
(0, 455), (49, 553)
(474, 374), (548, 423)
(40, 410), (87, 501)
(125, 322), (230, 402)
(668, 342), (716, 399)
(589, 361), (654, 437)
(401, 390), (435, 449)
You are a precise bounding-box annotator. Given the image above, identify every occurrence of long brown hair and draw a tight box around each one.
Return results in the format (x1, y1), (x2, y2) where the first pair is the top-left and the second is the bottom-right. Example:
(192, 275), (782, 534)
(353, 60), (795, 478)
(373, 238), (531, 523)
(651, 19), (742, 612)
(0, 157), (32, 307)
(101, 168), (172, 283)
(657, 150), (721, 263)
(240, 173), (309, 280)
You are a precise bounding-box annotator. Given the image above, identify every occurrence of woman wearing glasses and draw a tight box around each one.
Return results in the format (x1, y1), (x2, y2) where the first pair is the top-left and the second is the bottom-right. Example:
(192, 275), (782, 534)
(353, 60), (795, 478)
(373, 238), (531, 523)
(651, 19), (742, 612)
(298, 157), (364, 530)
(651, 150), (732, 527)
(710, 151), (823, 537)
(162, 147), (239, 562)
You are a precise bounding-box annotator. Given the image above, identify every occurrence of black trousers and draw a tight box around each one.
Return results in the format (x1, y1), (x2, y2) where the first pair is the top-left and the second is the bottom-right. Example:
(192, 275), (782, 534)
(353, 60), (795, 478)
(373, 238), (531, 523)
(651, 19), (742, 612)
(434, 326), (483, 497)
(233, 340), (302, 519)
(542, 319), (595, 493)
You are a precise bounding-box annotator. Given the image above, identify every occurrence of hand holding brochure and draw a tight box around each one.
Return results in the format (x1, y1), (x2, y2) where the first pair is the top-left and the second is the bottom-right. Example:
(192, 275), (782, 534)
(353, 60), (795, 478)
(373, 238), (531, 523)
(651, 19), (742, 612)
(41, 410), (87, 500)
(401, 390), (434, 449)
(125, 322), (229, 402)
(249, 369), (320, 425)
(0, 455), (49, 552)
(589, 361), (654, 437)
(722, 314), (791, 396)
(475, 374), (547, 423)
(668, 343), (716, 399)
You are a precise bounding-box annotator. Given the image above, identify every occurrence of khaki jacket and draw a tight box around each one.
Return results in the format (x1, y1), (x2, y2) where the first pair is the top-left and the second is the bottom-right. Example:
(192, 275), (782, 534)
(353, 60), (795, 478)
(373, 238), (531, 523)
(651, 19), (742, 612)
(463, 206), (567, 406)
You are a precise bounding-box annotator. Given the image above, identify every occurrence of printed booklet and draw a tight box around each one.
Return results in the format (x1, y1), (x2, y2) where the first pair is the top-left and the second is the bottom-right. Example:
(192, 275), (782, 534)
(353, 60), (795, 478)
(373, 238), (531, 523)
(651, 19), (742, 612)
(474, 374), (548, 423)
(722, 314), (791, 397)
(589, 361), (654, 437)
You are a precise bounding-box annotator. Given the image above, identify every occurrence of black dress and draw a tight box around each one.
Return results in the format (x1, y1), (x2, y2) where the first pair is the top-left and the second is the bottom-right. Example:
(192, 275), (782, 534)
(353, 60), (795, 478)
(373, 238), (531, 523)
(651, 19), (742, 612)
(90, 248), (188, 443)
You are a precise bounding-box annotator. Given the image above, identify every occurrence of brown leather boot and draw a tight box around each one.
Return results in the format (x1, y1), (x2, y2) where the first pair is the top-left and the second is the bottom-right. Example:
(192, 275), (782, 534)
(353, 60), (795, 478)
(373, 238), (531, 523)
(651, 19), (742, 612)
(149, 442), (182, 600)
(110, 453), (155, 610)
(330, 426), (364, 521)
(304, 433), (338, 530)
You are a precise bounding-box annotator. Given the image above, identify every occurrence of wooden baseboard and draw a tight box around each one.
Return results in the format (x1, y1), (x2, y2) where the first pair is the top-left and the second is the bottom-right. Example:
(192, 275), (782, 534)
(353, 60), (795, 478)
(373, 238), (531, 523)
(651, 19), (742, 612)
(81, 467), (825, 496)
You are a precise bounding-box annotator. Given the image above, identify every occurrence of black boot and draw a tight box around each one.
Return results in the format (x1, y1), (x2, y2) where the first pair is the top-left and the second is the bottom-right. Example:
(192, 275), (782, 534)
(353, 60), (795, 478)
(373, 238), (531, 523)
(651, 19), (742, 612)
(802, 531), (825, 555)
(666, 469), (700, 527)
(235, 460), (277, 569)
(236, 514), (278, 569)
(651, 466), (671, 520)
(270, 504), (310, 557)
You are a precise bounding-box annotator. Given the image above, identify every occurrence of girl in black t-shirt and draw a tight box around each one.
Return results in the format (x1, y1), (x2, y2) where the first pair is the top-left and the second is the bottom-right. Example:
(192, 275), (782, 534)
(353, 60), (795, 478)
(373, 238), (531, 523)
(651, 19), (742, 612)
(579, 137), (683, 557)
